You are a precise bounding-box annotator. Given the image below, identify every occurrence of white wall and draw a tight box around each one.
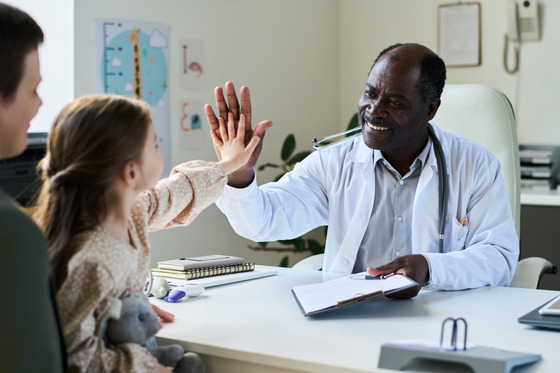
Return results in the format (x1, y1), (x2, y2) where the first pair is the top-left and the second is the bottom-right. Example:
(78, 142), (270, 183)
(74, 0), (339, 267)
(5, 0), (74, 133)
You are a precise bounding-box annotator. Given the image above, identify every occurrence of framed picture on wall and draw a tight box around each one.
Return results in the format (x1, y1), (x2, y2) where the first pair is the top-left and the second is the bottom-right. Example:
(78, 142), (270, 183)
(438, 2), (481, 67)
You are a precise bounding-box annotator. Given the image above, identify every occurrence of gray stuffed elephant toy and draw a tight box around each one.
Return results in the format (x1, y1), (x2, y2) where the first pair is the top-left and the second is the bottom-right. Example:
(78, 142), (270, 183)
(98, 290), (205, 373)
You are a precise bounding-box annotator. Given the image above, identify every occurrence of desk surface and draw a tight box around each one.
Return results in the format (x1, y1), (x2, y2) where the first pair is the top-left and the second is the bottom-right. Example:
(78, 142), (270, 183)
(151, 266), (560, 373)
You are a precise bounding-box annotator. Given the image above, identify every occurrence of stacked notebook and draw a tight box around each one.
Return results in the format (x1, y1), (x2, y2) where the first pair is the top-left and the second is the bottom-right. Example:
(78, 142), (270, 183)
(151, 254), (255, 281)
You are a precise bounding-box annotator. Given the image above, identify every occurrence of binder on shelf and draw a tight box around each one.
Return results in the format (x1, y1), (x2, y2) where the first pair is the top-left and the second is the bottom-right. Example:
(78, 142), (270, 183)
(520, 166), (551, 179)
(378, 317), (541, 373)
(519, 144), (560, 190)
(519, 148), (554, 165)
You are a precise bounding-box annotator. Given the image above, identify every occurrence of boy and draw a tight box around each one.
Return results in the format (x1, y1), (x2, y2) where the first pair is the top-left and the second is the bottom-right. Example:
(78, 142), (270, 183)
(0, 3), (66, 371)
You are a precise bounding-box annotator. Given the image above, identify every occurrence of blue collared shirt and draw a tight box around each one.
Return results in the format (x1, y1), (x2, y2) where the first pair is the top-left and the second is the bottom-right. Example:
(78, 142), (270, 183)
(353, 138), (432, 272)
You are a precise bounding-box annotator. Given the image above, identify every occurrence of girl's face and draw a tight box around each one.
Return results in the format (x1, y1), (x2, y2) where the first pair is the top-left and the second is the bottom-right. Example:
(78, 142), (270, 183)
(0, 49), (42, 159)
(137, 124), (163, 190)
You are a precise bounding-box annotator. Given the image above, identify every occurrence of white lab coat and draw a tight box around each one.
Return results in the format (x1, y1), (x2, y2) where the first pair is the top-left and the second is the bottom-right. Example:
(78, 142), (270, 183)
(216, 123), (519, 290)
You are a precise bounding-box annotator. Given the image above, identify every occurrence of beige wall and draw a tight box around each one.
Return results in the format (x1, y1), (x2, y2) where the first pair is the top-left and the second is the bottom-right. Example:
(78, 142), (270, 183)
(339, 0), (560, 146)
(26, 0), (559, 267)
(74, 0), (339, 267)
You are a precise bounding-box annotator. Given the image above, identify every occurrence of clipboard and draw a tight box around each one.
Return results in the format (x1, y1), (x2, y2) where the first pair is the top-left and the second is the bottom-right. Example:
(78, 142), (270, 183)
(291, 273), (417, 316)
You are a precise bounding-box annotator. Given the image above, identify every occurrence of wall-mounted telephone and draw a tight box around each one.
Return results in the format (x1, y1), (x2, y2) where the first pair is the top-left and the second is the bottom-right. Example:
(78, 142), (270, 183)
(504, 0), (541, 74)
(507, 0), (540, 42)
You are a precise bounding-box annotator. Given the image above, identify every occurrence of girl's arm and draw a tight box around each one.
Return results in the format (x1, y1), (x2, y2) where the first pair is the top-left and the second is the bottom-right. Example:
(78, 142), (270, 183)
(136, 112), (265, 231)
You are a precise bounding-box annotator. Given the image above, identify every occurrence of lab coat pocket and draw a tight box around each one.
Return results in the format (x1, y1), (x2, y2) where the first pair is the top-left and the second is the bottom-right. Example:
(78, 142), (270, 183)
(447, 216), (469, 252)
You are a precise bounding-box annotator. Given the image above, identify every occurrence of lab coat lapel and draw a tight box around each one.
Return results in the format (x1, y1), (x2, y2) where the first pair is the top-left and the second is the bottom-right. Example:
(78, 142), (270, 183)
(327, 140), (376, 273)
(411, 129), (445, 254)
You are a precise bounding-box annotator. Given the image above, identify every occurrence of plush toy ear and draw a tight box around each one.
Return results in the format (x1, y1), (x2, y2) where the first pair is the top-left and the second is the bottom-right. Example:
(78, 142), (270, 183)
(96, 297), (123, 347)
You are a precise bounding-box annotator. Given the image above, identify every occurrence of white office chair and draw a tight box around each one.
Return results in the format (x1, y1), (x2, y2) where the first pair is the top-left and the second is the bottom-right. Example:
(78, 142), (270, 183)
(293, 84), (556, 289)
(510, 256), (557, 289)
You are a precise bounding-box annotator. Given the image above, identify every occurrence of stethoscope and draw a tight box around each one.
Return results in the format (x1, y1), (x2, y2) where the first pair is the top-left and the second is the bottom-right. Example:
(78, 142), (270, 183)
(312, 123), (448, 253)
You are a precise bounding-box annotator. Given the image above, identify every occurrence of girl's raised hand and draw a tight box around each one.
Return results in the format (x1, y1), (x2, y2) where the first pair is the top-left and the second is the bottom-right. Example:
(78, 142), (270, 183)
(211, 113), (261, 175)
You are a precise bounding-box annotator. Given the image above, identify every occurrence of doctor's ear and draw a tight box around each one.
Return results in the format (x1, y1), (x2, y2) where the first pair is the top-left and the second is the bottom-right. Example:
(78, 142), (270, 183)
(426, 98), (441, 121)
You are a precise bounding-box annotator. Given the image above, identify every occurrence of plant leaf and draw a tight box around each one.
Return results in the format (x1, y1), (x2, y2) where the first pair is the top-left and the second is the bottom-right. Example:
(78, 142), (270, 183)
(306, 239), (324, 255)
(257, 163), (280, 171)
(278, 238), (297, 245)
(294, 240), (306, 252)
(281, 134), (296, 161)
(279, 256), (289, 267)
(287, 151), (311, 166)
(347, 112), (359, 131)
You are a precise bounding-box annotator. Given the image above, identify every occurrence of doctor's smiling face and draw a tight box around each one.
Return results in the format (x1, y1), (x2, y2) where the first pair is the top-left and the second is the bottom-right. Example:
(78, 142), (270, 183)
(358, 43), (444, 169)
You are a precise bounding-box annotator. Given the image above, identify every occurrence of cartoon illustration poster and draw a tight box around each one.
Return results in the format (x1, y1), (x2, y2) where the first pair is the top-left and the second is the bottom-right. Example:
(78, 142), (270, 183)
(180, 39), (205, 89)
(179, 99), (204, 149)
(95, 20), (171, 174)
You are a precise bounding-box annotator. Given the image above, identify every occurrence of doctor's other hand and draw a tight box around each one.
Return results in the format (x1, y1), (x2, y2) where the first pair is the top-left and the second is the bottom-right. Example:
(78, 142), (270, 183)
(205, 82), (272, 188)
(366, 254), (429, 299)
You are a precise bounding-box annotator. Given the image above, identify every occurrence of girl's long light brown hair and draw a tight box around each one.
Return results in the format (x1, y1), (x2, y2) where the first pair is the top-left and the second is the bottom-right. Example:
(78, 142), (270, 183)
(33, 94), (152, 289)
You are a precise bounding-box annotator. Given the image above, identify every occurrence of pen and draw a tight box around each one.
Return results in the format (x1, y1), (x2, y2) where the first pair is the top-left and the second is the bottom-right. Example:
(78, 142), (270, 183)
(350, 273), (396, 280)
(458, 217), (468, 240)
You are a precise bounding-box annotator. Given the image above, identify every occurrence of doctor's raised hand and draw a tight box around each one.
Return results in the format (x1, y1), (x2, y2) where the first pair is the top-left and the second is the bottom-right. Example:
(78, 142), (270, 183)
(205, 81), (272, 188)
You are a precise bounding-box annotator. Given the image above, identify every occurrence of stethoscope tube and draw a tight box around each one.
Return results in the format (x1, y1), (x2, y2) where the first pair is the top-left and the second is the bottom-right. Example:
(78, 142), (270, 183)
(427, 123), (448, 254)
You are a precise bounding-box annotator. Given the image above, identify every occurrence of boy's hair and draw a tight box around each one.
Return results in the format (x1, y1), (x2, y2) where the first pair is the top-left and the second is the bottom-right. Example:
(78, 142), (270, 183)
(33, 94), (152, 289)
(0, 2), (44, 102)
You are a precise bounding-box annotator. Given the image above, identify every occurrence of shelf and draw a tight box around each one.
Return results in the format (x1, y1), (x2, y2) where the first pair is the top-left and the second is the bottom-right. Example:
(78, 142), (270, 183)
(520, 189), (560, 206)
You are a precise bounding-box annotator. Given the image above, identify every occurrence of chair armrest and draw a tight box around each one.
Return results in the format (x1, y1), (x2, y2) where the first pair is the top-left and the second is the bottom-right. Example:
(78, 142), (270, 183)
(292, 254), (324, 271)
(510, 257), (557, 289)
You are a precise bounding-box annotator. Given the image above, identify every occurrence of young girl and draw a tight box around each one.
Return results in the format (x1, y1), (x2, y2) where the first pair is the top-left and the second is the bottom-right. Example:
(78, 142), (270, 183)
(33, 94), (260, 372)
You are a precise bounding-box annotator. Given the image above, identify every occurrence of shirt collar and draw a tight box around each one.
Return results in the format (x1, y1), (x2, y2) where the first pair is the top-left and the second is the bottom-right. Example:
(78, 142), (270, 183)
(373, 136), (433, 171)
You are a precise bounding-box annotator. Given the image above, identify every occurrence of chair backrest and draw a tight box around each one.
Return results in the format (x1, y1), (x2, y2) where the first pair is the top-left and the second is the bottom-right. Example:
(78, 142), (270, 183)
(432, 84), (520, 237)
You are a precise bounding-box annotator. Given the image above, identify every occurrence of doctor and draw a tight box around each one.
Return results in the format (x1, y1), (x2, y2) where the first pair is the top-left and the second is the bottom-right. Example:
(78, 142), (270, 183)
(206, 43), (519, 299)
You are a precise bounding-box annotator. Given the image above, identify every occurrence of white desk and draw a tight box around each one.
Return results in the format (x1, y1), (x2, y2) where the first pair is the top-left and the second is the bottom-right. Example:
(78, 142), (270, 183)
(151, 266), (560, 373)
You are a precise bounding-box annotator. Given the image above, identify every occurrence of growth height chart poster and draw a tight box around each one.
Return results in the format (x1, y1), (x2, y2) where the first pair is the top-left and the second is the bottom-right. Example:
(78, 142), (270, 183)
(95, 20), (171, 174)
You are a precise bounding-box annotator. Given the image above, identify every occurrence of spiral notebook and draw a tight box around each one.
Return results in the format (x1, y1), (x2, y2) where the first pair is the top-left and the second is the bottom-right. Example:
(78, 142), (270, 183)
(165, 265), (278, 288)
(151, 261), (255, 280)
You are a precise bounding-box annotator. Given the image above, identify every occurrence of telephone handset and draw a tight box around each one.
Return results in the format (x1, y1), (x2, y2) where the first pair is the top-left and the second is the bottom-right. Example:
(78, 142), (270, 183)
(507, 0), (540, 42)
(504, 0), (540, 74)
(506, 0), (520, 42)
